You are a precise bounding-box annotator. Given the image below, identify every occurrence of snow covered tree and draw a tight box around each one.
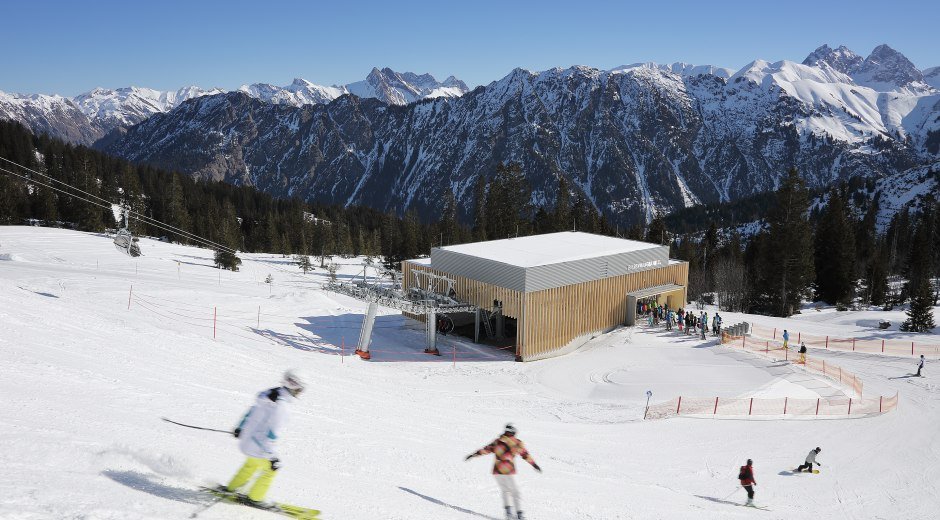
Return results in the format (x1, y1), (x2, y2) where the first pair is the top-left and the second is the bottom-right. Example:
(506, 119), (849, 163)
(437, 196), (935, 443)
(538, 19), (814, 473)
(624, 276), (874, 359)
(295, 254), (313, 274)
(902, 277), (936, 332)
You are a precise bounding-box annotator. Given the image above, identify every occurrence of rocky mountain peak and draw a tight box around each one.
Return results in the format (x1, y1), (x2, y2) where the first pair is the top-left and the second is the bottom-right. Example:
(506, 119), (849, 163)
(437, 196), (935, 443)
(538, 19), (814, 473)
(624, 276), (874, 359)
(802, 44), (864, 74)
(853, 44), (925, 90)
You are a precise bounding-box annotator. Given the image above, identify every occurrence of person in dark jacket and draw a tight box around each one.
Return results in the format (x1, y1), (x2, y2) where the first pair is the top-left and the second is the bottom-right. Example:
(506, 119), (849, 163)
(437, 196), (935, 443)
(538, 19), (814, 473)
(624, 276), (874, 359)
(799, 342), (808, 364)
(739, 459), (756, 506)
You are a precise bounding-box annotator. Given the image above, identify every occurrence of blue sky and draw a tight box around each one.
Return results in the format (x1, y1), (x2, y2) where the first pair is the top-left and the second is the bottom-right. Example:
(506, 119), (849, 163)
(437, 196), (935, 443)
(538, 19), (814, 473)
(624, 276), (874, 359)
(2, 0), (938, 95)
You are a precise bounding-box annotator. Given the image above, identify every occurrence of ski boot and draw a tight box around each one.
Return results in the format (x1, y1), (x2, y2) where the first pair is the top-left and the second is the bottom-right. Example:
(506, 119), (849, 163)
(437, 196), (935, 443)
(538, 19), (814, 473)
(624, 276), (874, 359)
(504, 506), (514, 520)
(517, 511), (526, 520)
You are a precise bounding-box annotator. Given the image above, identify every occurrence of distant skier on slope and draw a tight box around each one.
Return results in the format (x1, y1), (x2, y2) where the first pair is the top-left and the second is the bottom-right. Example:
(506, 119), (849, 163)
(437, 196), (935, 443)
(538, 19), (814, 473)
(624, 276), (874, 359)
(917, 355), (925, 377)
(796, 447), (822, 473)
(221, 370), (306, 507)
(782, 329), (790, 349)
(799, 342), (807, 364)
(738, 459), (757, 506)
(466, 423), (541, 520)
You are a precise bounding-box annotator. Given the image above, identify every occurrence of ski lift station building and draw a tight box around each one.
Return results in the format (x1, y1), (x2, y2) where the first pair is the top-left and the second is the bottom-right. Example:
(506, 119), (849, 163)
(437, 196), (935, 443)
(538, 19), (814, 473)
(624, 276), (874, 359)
(402, 231), (689, 361)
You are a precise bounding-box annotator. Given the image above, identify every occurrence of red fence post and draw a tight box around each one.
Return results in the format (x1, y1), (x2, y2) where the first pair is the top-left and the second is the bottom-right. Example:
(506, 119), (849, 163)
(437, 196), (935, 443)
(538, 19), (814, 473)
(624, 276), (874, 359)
(213, 307), (217, 339)
(816, 398), (820, 415)
(826, 336), (829, 349)
(714, 397), (719, 414)
(912, 342), (915, 356)
(848, 398), (852, 415)
(127, 285), (133, 310)
(879, 396), (883, 413)
(852, 338), (856, 351)
(749, 397), (754, 416)
(798, 332), (801, 343)
(742, 335), (745, 348)
(783, 397), (788, 415)
(765, 341), (769, 353)
(774, 328), (777, 339)
(676, 396), (682, 415)
(882, 339), (885, 353)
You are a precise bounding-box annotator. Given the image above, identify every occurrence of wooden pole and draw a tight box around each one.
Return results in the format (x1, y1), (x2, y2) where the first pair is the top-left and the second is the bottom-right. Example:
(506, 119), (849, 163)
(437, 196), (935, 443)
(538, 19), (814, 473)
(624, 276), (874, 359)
(713, 397), (719, 414)
(748, 398), (754, 416)
(848, 398), (852, 415)
(783, 397), (788, 415)
(676, 396), (682, 415)
(816, 398), (820, 415)
(127, 285), (133, 310)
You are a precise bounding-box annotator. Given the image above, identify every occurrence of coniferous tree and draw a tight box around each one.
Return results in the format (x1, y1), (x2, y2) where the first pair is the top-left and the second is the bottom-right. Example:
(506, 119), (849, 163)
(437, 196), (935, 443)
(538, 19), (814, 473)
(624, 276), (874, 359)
(471, 175), (487, 242)
(814, 187), (857, 306)
(552, 175), (572, 232)
(756, 168), (815, 316)
(438, 190), (460, 246)
(903, 277), (937, 332)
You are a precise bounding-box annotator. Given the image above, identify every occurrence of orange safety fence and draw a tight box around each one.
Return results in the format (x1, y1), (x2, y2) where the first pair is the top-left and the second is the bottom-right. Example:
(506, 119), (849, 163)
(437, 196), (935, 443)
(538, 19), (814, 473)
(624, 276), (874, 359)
(749, 324), (940, 359)
(721, 332), (864, 397)
(644, 393), (898, 420)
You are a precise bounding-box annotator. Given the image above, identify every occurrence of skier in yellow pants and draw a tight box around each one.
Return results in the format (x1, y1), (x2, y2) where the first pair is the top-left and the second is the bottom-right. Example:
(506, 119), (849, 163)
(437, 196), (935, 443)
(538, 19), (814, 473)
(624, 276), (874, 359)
(224, 370), (306, 505)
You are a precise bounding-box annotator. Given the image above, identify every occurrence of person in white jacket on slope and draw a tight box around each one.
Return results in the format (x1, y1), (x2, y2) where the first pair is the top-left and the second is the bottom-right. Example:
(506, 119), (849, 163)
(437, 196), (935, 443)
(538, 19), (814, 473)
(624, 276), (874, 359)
(796, 447), (822, 473)
(223, 370), (306, 505)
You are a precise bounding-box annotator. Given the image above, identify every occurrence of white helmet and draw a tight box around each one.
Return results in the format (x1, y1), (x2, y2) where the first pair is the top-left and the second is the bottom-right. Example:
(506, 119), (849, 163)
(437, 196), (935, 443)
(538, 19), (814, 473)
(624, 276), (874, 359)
(282, 369), (307, 394)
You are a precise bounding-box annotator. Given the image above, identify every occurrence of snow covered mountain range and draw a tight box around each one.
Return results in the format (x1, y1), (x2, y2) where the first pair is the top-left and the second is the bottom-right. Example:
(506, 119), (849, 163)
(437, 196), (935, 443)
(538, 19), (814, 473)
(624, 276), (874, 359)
(0, 68), (468, 145)
(2, 45), (939, 225)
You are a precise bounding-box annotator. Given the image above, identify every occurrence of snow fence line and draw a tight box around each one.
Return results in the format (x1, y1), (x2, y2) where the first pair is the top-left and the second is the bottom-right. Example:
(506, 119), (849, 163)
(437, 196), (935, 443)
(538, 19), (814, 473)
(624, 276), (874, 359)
(749, 324), (940, 359)
(641, 330), (899, 420)
(725, 333), (864, 398)
(126, 287), (513, 362)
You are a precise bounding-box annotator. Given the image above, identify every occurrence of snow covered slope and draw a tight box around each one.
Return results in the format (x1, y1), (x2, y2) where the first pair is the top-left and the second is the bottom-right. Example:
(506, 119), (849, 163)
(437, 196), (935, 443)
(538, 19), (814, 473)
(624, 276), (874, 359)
(73, 86), (225, 130)
(2, 226), (939, 519)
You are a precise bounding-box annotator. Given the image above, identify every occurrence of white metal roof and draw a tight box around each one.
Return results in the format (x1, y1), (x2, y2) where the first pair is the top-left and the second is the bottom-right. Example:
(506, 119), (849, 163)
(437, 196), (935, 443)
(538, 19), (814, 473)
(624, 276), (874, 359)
(436, 231), (662, 268)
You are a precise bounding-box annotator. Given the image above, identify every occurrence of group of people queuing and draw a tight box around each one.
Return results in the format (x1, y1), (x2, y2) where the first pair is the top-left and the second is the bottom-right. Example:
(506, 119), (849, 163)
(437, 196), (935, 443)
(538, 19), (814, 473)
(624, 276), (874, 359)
(636, 301), (722, 339)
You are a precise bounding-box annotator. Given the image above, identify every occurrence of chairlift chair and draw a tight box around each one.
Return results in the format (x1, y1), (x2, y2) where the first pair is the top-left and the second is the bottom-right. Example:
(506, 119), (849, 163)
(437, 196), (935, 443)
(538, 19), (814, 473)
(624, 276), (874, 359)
(113, 212), (142, 257)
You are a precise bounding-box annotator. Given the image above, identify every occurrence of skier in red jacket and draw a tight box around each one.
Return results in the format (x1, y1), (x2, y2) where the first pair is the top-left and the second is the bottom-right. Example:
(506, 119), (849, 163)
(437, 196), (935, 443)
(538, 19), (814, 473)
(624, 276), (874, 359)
(466, 424), (541, 520)
(739, 458), (757, 506)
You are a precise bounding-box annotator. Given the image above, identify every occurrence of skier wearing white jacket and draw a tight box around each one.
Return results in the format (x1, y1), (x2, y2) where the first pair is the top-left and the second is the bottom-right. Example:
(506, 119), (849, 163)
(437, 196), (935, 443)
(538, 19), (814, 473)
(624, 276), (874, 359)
(797, 447), (822, 473)
(223, 370), (306, 505)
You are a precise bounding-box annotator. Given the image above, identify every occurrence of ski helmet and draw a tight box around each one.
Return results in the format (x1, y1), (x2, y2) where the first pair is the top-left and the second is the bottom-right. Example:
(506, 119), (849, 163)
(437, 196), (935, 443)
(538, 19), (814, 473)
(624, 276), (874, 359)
(282, 369), (307, 394)
(504, 423), (517, 435)
(746, 459), (753, 465)
(815, 447), (821, 452)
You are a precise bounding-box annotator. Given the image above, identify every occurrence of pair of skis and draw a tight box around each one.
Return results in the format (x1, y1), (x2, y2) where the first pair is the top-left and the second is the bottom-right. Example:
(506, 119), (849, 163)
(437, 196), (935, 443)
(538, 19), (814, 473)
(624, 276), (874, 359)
(195, 485), (321, 519)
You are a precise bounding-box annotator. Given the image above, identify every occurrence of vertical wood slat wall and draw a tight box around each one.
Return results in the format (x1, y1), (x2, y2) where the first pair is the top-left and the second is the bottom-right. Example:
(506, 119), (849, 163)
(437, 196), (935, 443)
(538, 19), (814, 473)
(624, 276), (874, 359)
(402, 260), (688, 361)
(521, 262), (688, 359)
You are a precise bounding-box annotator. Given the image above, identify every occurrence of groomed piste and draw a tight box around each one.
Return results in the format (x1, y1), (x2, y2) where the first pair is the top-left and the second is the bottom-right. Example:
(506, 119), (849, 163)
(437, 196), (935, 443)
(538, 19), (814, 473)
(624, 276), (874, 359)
(1, 226), (938, 519)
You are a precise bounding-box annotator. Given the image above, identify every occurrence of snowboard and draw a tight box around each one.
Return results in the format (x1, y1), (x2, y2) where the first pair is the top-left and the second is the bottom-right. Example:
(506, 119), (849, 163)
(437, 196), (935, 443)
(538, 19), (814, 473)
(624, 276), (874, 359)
(792, 468), (820, 474)
(200, 486), (321, 519)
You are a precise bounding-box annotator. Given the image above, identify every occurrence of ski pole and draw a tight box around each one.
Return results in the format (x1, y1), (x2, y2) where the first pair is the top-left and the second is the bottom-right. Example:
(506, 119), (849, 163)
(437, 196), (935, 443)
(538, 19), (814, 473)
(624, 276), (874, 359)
(722, 487), (740, 500)
(162, 417), (233, 434)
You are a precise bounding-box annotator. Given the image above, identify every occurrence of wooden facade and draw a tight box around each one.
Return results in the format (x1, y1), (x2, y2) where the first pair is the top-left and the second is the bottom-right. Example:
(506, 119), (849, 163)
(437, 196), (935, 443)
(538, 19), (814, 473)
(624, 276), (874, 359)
(402, 259), (688, 361)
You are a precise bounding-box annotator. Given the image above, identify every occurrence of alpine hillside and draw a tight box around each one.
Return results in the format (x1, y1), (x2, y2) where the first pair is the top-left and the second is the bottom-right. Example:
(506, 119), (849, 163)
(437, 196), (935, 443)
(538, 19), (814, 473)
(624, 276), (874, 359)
(101, 44), (939, 225)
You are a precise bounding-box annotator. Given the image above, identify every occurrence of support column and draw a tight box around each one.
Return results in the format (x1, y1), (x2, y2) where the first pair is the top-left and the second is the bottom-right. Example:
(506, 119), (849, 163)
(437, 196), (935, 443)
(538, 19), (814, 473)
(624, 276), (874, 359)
(425, 310), (440, 355)
(474, 308), (481, 343)
(355, 302), (377, 360)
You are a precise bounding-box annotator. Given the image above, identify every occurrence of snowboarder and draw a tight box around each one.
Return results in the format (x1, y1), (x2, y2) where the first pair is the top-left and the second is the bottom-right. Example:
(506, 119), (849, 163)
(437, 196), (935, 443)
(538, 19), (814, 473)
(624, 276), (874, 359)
(782, 329), (790, 349)
(222, 370), (306, 506)
(738, 459), (757, 506)
(917, 355), (925, 377)
(799, 342), (807, 364)
(796, 447), (822, 473)
(466, 423), (541, 520)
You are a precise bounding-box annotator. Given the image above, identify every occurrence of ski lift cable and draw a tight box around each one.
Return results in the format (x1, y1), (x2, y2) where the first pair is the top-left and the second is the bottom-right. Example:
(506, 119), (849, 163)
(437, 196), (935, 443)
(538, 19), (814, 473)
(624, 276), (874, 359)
(2, 162), (339, 284)
(0, 158), (241, 255)
(0, 165), (241, 255)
